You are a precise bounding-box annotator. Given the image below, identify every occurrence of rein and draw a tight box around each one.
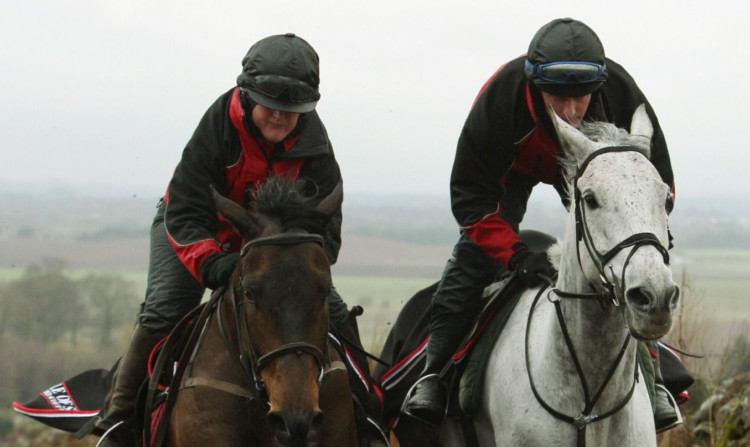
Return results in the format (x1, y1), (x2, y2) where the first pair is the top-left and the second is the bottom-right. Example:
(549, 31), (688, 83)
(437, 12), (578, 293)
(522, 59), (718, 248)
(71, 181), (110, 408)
(525, 284), (639, 447)
(221, 232), (329, 405)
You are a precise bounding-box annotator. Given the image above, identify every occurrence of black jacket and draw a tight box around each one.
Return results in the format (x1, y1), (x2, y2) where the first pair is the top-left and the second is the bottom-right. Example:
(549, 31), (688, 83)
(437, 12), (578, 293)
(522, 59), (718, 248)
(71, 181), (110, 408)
(451, 55), (674, 266)
(163, 87), (342, 284)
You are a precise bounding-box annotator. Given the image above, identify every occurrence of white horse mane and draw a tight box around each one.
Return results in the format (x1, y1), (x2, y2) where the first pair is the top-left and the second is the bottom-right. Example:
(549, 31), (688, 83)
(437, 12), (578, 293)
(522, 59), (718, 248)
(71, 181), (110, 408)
(557, 120), (652, 181)
(547, 241), (563, 270)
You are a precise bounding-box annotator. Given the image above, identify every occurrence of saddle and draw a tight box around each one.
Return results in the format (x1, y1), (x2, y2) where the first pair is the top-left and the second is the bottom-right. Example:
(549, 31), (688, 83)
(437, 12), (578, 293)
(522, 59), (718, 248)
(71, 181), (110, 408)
(373, 275), (695, 429)
(375, 275), (526, 427)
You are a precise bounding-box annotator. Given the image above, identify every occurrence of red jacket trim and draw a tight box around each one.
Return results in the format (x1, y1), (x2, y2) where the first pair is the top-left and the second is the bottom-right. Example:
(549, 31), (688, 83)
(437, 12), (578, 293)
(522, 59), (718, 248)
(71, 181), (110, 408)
(462, 205), (521, 267)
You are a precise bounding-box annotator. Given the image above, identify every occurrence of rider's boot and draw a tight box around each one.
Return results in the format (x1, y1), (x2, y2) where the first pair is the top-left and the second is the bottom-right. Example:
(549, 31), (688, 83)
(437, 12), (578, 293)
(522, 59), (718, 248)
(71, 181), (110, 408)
(94, 323), (161, 447)
(401, 353), (450, 426)
(651, 342), (682, 433)
(654, 383), (681, 433)
(333, 305), (390, 447)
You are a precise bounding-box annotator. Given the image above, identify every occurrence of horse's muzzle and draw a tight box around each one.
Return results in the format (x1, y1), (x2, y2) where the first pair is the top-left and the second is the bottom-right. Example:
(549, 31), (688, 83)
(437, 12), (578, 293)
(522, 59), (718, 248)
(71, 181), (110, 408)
(267, 409), (324, 447)
(625, 282), (680, 339)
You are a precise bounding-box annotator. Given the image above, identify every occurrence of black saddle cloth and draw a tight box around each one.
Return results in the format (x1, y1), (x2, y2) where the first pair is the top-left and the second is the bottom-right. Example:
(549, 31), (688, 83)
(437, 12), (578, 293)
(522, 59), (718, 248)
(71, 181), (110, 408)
(12, 366), (114, 433)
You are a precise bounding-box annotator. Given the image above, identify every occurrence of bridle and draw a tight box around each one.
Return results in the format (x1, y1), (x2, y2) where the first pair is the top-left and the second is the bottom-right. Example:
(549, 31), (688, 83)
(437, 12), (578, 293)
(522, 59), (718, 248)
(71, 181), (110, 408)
(218, 232), (328, 405)
(526, 146), (671, 447)
(563, 146), (670, 306)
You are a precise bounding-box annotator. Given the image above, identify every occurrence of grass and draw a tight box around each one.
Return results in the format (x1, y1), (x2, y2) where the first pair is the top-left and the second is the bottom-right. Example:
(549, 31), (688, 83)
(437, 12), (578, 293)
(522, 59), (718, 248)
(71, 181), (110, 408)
(333, 275), (435, 350)
(1, 248), (747, 355)
(691, 279), (750, 320)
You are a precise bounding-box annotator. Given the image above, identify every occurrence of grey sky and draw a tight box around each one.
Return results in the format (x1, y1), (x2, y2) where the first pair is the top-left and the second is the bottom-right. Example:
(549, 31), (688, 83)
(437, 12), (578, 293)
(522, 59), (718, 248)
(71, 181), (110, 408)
(1, 0), (748, 204)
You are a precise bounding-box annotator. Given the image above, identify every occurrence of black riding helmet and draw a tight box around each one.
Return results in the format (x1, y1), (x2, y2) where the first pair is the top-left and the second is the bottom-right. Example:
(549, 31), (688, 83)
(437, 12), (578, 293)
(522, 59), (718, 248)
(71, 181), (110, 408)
(236, 33), (321, 113)
(525, 18), (607, 97)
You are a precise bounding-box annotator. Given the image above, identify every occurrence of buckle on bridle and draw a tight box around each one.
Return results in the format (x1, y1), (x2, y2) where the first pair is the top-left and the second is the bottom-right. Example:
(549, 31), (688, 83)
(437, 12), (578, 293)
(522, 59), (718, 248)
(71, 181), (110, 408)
(573, 413), (597, 429)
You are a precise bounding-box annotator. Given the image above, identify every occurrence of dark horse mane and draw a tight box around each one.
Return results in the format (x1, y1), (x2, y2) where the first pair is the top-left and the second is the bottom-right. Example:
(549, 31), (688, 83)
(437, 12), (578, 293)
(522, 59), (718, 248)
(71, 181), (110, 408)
(252, 176), (329, 236)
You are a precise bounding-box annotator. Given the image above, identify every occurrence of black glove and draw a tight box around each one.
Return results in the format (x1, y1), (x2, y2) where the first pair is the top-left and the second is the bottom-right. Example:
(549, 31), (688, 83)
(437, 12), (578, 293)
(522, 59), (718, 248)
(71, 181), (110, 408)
(509, 248), (556, 287)
(199, 252), (239, 290)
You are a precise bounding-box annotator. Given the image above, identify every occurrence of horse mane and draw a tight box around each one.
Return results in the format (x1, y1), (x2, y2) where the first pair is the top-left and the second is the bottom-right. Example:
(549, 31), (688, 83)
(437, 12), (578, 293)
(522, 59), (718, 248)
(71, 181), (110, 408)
(547, 241), (563, 271)
(252, 176), (328, 235)
(579, 120), (651, 154)
(557, 119), (653, 202)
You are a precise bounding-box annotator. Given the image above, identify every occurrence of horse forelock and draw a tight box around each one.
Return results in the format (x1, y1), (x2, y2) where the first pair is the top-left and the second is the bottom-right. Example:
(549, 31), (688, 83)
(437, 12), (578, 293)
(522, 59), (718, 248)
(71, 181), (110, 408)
(557, 120), (652, 190)
(252, 177), (328, 236)
(578, 121), (651, 155)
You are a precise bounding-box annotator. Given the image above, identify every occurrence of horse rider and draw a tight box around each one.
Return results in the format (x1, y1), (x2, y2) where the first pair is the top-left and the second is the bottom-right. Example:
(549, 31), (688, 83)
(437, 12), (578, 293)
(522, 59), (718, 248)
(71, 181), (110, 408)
(91, 33), (387, 447)
(401, 17), (682, 432)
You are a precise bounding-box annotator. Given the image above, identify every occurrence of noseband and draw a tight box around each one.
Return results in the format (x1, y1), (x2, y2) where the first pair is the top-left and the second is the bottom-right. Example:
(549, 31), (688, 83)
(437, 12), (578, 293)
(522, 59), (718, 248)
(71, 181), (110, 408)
(221, 232), (328, 405)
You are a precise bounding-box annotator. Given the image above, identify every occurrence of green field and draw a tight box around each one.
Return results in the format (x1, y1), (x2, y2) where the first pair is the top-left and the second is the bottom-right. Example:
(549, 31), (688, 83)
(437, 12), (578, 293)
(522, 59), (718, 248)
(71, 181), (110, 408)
(333, 275), (436, 349)
(1, 247), (747, 354)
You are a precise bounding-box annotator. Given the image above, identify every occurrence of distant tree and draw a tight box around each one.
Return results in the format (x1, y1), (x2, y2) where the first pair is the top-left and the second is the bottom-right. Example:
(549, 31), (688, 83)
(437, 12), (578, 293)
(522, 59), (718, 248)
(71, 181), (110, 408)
(78, 273), (140, 346)
(0, 259), (84, 343)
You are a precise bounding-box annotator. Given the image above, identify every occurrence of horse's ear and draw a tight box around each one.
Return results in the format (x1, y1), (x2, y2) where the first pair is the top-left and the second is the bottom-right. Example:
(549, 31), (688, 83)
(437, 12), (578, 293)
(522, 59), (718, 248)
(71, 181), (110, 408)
(316, 179), (343, 217)
(210, 185), (264, 239)
(550, 106), (598, 166)
(630, 104), (653, 152)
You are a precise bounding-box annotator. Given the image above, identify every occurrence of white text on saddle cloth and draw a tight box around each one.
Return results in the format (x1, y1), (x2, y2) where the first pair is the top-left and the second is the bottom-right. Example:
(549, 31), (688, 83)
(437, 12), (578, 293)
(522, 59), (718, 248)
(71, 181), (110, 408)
(43, 383), (77, 411)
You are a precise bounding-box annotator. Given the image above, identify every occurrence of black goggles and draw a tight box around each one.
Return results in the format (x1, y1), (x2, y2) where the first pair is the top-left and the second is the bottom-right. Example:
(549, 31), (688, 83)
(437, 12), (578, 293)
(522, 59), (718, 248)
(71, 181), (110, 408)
(245, 75), (320, 103)
(525, 60), (607, 83)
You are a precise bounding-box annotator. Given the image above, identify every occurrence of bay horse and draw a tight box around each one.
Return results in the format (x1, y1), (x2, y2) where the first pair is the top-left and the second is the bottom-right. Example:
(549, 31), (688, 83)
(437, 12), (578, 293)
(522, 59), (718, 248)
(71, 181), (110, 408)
(162, 177), (358, 447)
(393, 105), (679, 447)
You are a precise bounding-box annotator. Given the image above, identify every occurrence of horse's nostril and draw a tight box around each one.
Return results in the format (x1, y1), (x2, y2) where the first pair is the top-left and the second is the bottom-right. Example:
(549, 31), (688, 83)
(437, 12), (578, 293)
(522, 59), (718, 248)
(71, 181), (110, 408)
(669, 286), (681, 310)
(310, 409), (324, 431)
(626, 287), (651, 309)
(309, 409), (324, 442)
(267, 411), (290, 440)
(267, 410), (323, 445)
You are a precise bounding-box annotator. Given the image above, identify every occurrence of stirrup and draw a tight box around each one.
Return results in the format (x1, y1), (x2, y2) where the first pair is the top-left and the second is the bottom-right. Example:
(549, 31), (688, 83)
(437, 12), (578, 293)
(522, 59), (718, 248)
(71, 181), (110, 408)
(363, 416), (390, 447)
(401, 373), (448, 426)
(654, 384), (683, 433)
(96, 420), (135, 447)
(96, 420), (126, 447)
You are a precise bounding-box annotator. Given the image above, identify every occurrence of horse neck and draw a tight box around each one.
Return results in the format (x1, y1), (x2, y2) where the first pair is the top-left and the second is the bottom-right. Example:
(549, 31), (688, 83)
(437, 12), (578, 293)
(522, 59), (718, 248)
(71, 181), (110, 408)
(551, 222), (638, 391)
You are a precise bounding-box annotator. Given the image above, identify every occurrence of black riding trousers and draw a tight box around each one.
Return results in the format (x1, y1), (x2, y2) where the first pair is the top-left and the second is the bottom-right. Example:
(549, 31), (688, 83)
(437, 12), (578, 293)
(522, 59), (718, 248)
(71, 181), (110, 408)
(427, 232), (501, 358)
(427, 229), (558, 359)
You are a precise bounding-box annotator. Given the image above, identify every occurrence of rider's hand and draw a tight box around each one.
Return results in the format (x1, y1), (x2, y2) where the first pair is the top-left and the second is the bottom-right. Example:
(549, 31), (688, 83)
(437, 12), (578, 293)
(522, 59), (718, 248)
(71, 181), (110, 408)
(200, 252), (240, 290)
(509, 248), (555, 287)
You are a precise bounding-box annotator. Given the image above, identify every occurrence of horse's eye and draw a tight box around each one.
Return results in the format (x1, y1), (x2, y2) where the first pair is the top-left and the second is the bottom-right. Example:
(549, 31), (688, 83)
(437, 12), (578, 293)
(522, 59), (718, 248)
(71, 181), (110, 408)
(665, 193), (674, 214)
(583, 193), (599, 210)
(242, 286), (259, 302)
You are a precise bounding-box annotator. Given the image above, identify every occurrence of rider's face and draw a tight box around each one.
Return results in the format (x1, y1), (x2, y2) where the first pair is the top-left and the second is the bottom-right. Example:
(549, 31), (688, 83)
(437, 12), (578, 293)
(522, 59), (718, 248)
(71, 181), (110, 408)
(541, 92), (591, 127)
(251, 104), (300, 143)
